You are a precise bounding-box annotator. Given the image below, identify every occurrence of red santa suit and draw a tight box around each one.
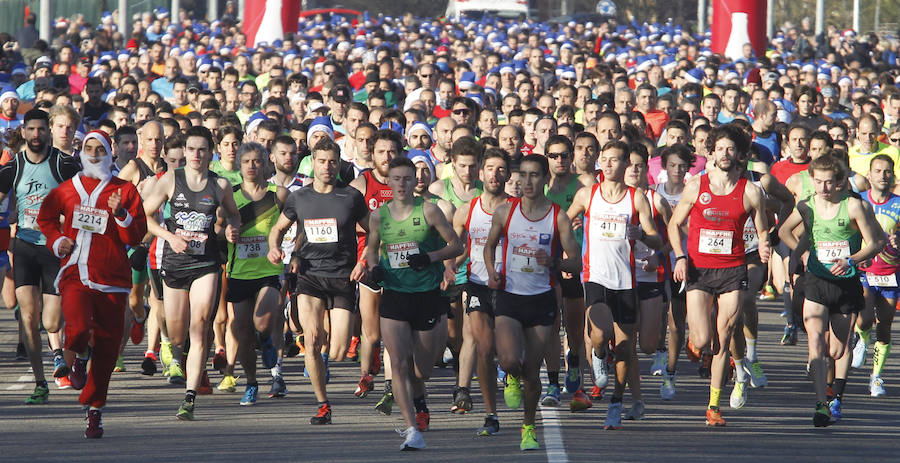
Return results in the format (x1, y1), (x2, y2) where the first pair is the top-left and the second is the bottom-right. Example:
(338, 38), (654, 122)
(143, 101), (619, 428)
(37, 133), (147, 409)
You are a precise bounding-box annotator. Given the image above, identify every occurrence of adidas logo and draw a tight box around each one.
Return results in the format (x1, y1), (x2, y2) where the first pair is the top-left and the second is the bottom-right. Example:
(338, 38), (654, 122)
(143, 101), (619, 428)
(175, 193), (186, 201)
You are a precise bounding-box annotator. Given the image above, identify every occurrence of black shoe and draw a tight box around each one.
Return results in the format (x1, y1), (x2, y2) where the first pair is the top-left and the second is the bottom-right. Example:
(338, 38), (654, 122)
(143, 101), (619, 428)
(310, 403), (332, 425)
(141, 355), (158, 376)
(15, 342), (27, 361)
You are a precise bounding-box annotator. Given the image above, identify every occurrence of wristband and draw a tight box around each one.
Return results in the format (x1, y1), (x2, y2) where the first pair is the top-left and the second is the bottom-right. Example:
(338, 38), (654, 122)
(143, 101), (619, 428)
(675, 255), (687, 261)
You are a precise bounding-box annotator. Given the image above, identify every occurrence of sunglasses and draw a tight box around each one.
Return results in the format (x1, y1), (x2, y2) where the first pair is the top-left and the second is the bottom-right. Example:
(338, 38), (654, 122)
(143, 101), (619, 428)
(547, 151), (571, 159)
(420, 73), (433, 78)
(891, 137), (900, 143)
(452, 108), (471, 115)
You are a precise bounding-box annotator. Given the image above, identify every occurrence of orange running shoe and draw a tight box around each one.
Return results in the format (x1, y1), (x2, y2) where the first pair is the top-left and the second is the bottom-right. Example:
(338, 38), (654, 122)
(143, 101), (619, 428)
(705, 407), (726, 426)
(415, 410), (430, 432)
(686, 339), (701, 363)
(346, 336), (360, 362)
(198, 370), (213, 395)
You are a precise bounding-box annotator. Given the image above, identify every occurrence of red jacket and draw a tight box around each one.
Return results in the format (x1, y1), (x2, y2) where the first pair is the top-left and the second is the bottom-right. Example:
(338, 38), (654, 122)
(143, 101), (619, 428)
(37, 174), (147, 293)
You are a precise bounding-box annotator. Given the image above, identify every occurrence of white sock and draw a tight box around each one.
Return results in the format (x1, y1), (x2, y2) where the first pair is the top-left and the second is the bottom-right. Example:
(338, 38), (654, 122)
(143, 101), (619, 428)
(271, 358), (283, 377)
(160, 334), (170, 343)
(89, 406), (102, 411)
(171, 358), (181, 367)
(746, 339), (758, 363)
(734, 359), (749, 383)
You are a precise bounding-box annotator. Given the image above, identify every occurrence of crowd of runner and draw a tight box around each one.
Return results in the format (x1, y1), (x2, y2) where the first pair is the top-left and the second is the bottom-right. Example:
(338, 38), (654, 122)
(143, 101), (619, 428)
(1, 5), (898, 450)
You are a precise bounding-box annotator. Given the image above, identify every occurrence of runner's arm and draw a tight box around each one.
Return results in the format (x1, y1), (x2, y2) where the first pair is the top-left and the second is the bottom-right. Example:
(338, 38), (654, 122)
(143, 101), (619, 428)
(633, 187), (663, 249)
(217, 177), (241, 243)
(424, 201), (463, 263)
(142, 171), (181, 245)
(849, 198), (887, 264)
(484, 203), (511, 288)
(746, 182), (771, 262)
(777, 208), (803, 250)
(555, 209), (582, 274)
(667, 179), (699, 258)
(452, 202), (471, 269)
(566, 184), (590, 220)
(364, 210), (382, 269)
(267, 212), (296, 264)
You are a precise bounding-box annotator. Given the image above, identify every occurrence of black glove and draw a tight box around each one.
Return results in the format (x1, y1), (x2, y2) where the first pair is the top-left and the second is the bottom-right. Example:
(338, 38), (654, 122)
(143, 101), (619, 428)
(129, 245), (149, 270)
(370, 265), (386, 283)
(407, 253), (431, 271)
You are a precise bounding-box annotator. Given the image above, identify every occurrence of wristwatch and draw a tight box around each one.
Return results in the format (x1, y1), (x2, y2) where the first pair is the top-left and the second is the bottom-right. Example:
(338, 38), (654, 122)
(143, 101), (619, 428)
(846, 257), (856, 267)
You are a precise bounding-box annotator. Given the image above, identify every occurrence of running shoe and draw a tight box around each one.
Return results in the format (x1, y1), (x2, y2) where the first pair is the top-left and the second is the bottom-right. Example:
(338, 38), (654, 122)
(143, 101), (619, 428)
(84, 410), (103, 439)
(218, 374), (237, 392)
(730, 380), (748, 409)
(371, 344), (382, 376)
(198, 370), (213, 395)
(851, 333), (868, 369)
(570, 389), (593, 412)
(84, 409), (103, 438)
(240, 384), (259, 406)
(604, 401), (624, 430)
(55, 376), (73, 389)
(167, 363), (186, 385)
(399, 426), (426, 451)
(591, 349), (609, 389)
(70, 355), (88, 390)
(476, 414), (500, 436)
(698, 353), (712, 379)
(346, 336), (360, 362)
(829, 398), (842, 421)
(520, 424), (539, 451)
(781, 325), (797, 346)
(814, 402), (835, 427)
(564, 350), (582, 393)
(589, 385), (604, 401)
(53, 353), (69, 378)
(705, 407), (726, 426)
(826, 385), (835, 401)
(650, 350), (666, 376)
(758, 284), (776, 301)
(451, 386), (473, 413)
(284, 332), (300, 357)
(540, 384), (561, 407)
(355, 374), (374, 398)
(25, 385), (49, 404)
(415, 410), (430, 432)
(130, 316), (145, 345)
(742, 358), (768, 388)
(624, 400), (645, 420)
(685, 339), (701, 363)
(212, 348), (227, 373)
(160, 340), (174, 369)
(660, 370), (676, 401)
(296, 334), (306, 356)
(375, 392), (394, 415)
(870, 374), (886, 397)
(442, 347), (454, 366)
(176, 400), (194, 420)
(141, 352), (158, 376)
(310, 403), (332, 425)
(496, 364), (507, 386)
(260, 335), (278, 369)
(114, 355), (126, 372)
(504, 375), (522, 409)
(15, 342), (27, 361)
(269, 375), (287, 398)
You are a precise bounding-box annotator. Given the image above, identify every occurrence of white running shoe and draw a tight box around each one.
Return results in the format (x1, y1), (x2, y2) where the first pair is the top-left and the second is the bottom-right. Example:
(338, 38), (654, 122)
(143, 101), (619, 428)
(870, 375), (886, 397)
(741, 358), (768, 388)
(730, 380), (748, 409)
(592, 349), (609, 389)
(399, 426), (426, 451)
(852, 334), (868, 369)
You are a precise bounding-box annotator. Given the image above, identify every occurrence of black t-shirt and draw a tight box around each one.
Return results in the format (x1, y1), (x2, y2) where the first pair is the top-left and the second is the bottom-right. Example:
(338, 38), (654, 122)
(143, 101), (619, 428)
(283, 185), (367, 277)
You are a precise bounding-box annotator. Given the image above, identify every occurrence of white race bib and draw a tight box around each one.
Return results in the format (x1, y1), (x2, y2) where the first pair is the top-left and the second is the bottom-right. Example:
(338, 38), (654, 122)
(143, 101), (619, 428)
(22, 208), (39, 230)
(72, 205), (109, 233)
(237, 236), (268, 259)
(816, 240), (850, 261)
(176, 229), (208, 255)
(592, 213), (627, 240)
(304, 218), (338, 243)
(470, 237), (502, 264)
(509, 245), (546, 274)
(866, 273), (898, 287)
(698, 229), (734, 255)
(743, 223), (758, 250)
(386, 241), (419, 269)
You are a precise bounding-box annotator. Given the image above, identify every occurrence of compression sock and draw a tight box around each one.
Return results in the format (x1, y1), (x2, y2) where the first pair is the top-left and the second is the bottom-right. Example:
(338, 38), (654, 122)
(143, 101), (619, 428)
(708, 386), (721, 409)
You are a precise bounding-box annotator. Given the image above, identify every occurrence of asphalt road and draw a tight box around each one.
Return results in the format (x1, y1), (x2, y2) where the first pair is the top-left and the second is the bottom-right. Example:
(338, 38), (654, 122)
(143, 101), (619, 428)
(0, 300), (897, 462)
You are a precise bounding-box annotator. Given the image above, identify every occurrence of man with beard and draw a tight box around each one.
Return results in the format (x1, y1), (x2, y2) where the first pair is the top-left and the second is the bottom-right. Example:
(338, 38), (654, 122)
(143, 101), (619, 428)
(0, 109), (81, 403)
(36, 130), (147, 437)
(668, 124), (771, 426)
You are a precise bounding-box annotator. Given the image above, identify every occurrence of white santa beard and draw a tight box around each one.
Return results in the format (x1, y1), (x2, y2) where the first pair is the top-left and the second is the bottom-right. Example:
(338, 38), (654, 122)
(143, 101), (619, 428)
(81, 153), (113, 180)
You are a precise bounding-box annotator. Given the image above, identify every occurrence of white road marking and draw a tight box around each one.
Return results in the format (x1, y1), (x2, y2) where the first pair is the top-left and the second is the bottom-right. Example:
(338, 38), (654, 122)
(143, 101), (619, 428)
(6, 384), (25, 390)
(539, 370), (568, 463)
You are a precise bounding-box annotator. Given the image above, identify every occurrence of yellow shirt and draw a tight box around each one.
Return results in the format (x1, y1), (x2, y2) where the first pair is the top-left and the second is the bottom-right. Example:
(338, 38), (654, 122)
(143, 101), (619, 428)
(849, 141), (900, 177)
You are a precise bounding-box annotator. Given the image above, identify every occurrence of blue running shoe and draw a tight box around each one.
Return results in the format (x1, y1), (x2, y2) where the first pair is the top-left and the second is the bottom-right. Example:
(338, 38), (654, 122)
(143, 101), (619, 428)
(564, 350), (582, 393)
(260, 335), (278, 369)
(241, 384), (259, 406)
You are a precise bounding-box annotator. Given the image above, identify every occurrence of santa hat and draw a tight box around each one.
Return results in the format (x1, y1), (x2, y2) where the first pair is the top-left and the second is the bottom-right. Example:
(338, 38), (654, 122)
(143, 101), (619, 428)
(82, 130), (113, 156)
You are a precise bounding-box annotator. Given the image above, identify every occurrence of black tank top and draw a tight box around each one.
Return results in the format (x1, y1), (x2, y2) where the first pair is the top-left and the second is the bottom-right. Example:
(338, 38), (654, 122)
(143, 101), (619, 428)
(135, 157), (156, 180)
(163, 168), (221, 270)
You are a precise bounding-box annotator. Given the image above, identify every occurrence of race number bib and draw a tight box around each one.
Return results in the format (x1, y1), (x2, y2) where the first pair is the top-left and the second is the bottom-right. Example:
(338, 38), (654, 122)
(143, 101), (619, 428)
(386, 242), (419, 269)
(72, 205), (109, 233)
(866, 273), (898, 287)
(237, 236), (268, 259)
(470, 238), (502, 264)
(175, 228), (208, 255)
(743, 222), (758, 251)
(304, 218), (338, 243)
(509, 245), (546, 274)
(592, 214), (627, 240)
(816, 240), (850, 261)
(698, 229), (734, 255)
(22, 208), (39, 230)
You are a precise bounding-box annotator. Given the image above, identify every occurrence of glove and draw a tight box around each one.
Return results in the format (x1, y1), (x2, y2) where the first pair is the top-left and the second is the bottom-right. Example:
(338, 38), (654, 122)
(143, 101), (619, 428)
(370, 265), (386, 283)
(129, 245), (149, 270)
(407, 253), (431, 271)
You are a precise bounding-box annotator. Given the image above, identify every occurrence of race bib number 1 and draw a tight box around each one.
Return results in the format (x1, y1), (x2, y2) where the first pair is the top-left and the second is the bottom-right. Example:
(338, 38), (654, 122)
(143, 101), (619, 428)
(72, 205), (109, 233)
(304, 218), (338, 243)
(698, 229), (734, 255)
(510, 245), (546, 274)
(387, 242), (419, 269)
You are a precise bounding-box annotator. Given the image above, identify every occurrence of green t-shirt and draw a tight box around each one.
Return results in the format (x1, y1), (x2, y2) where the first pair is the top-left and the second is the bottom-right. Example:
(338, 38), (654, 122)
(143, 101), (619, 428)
(378, 197), (443, 293)
(227, 183), (282, 280)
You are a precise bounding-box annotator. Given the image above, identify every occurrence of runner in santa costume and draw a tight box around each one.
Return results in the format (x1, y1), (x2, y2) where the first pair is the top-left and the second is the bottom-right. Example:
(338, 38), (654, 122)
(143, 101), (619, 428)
(37, 130), (148, 438)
